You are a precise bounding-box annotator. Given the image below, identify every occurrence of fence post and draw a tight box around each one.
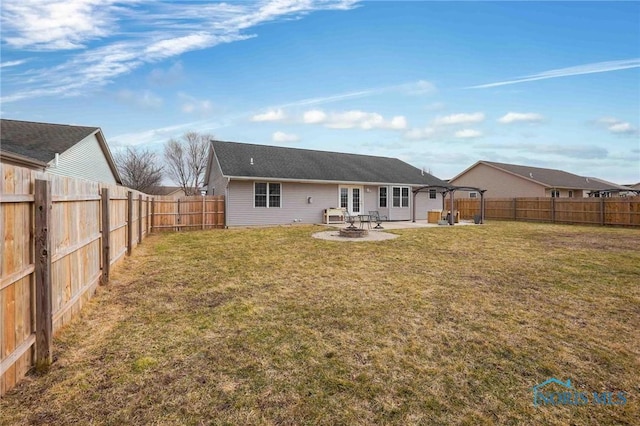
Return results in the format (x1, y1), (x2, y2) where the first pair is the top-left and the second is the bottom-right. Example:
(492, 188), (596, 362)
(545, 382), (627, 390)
(513, 198), (517, 220)
(202, 196), (206, 230)
(151, 197), (155, 233)
(138, 194), (143, 243)
(600, 197), (605, 226)
(34, 179), (53, 370)
(146, 197), (151, 236)
(551, 196), (556, 223)
(127, 191), (133, 255)
(101, 188), (110, 284)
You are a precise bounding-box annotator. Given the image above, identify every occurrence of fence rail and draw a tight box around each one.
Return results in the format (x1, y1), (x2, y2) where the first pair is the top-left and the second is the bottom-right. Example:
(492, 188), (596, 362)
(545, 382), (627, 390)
(456, 196), (640, 227)
(1, 164), (224, 396)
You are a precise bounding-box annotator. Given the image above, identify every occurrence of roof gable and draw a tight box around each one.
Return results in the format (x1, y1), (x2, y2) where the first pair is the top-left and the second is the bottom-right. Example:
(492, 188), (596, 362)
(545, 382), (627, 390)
(210, 140), (449, 186)
(482, 161), (616, 190)
(1, 119), (99, 163)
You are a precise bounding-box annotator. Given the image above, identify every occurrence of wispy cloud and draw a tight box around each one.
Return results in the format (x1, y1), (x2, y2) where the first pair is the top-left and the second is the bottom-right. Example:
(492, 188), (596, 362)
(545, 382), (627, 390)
(469, 58), (640, 89)
(278, 80), (437, 109)
(178, 92), (214, 116)
(1, 0), (361, 102)
(498, 112), (544, 124)
(0, 59), (28, 68)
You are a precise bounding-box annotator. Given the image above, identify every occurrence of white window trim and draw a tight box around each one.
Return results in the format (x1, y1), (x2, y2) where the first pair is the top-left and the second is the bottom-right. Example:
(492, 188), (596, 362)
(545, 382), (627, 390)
(254, 182), (282, 208)
(392, 186), (410, 208)
(469, 191), (478, 199)
(379, 186), (388, 208)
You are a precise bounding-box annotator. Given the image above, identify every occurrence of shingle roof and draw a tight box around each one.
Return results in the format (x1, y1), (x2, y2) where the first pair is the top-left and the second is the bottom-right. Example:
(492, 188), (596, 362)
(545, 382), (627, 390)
(482, 161), (617, 190)
(211, 140), (449, 186)
(0, 118), (99, 163)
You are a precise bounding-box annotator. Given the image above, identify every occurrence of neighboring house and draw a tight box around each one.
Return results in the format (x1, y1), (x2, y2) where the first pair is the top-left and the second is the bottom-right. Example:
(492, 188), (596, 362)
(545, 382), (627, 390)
(205, 140), (449, 226)
(0, 118), (122, 184)
(449, 160), (627, 198)
(147, 186), (189, 198)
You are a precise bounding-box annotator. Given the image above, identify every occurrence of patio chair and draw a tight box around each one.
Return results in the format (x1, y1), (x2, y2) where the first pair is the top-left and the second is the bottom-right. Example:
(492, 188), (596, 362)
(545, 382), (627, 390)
(343, 210), (357, 229)
(368, 211), (387, 229)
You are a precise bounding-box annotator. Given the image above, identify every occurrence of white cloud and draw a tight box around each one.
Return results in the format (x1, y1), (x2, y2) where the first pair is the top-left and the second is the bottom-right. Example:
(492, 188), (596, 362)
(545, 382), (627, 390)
(272, 131), (299, 143)
(0, 59), (28, 68)
(469, 58), (640, 89)
(303, 109), (328, 124)
(433, 112), (485, 126)
(455, 129), (483, 139)
(498, 112), (544, 124)
(0, 0), (361, 102)
(251, 109), (286, 122)
(403, 127), (435, 140)
(597, 117), (639, 136)
(115, 89), (163, 109)
(0, 0), (123, 50)
(303, 109), (407, 130)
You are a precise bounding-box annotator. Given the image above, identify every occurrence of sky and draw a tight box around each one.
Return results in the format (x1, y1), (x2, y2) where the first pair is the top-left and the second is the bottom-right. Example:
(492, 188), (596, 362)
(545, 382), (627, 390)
(1, 0), (639, 184)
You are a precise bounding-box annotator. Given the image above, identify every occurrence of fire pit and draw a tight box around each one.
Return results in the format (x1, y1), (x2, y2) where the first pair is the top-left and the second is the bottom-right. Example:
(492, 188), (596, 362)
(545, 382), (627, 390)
(339, 228), (369, 238)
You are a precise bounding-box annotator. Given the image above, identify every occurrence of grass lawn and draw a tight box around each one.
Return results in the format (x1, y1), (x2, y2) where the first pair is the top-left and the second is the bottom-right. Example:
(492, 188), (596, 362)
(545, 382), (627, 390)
(1, 222), (639, 425)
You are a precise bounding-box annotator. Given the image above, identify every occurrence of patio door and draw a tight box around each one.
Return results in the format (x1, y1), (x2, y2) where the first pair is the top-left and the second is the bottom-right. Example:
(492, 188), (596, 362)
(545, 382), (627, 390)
(339, 185), (363, 215)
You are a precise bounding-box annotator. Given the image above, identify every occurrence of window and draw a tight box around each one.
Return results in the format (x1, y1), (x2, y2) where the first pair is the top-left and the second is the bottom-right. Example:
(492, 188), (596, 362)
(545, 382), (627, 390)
(340, 187), (349, 209)
(379, 187), (387, 208)
(551, 190), (559, 198)
(255, 182), (281, 207)
(392, 186), (409, 208)
(469, 192), (478, 199)
(568, 190), (573, 198)
(429, 189), (437, 199)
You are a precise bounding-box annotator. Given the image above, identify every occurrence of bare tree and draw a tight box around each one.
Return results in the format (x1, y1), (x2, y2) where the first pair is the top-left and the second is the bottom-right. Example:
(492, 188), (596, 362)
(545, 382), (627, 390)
(163, 132), (211, 195)
(114, 147), (163, 193)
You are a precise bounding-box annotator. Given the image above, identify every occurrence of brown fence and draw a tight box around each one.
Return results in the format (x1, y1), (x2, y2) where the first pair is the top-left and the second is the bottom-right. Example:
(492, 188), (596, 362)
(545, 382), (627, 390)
(1, 164), (225, 396)
(152, 195), (224, 231)
(456, 196), (640, 227)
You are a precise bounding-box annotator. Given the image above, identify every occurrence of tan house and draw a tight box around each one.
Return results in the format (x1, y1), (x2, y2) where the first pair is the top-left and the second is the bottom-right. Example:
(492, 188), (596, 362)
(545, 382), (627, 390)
(0, 118), (122, 184)
(449, 160), (628, 198)
(147, 186), (189, 198)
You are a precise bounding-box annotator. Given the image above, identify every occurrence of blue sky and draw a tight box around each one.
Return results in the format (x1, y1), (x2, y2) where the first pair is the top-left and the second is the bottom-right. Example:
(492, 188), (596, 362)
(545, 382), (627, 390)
(1, 0), (639, 183)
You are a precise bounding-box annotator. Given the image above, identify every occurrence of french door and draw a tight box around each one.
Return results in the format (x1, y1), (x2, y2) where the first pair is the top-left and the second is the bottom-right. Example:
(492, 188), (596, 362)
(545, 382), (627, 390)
(339, 185), (363, 215)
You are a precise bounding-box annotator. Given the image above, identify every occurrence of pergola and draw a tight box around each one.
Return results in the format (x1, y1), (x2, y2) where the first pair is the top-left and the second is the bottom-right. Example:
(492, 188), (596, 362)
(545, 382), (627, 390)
(412, 185), (487, 225)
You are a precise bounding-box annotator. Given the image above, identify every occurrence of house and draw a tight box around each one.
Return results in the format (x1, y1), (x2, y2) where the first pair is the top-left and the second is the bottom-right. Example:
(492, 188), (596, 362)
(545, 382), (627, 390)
(0, 118), (122, 184)
(449, 160), (628, 198)
(205, 140), (449, 226)
(147, 186), (189, 198)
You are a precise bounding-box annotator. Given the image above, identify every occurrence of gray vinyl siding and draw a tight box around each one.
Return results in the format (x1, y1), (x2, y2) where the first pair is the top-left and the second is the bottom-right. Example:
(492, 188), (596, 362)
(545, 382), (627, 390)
(227, 181), (339, 226)
(46, 133), (118, 184)
(226, 181), (446, 226)
(207, 156), (228, 197)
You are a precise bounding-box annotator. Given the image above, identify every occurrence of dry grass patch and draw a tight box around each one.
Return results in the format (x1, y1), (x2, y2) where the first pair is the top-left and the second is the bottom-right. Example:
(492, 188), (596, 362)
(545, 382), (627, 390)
(1, 222), (639, 425)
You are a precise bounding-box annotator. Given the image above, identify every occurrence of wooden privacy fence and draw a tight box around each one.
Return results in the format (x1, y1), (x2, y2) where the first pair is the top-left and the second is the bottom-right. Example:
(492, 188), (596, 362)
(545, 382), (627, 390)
(1, 164), (225, 396)
(151, 195), (224, 231)
(456, 196), (640, 227)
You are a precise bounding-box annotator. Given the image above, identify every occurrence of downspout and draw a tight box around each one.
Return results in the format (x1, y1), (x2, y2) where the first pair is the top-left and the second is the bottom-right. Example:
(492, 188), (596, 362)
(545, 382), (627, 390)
(412, 189), (417, 222)
(224, 177), (230, 228)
